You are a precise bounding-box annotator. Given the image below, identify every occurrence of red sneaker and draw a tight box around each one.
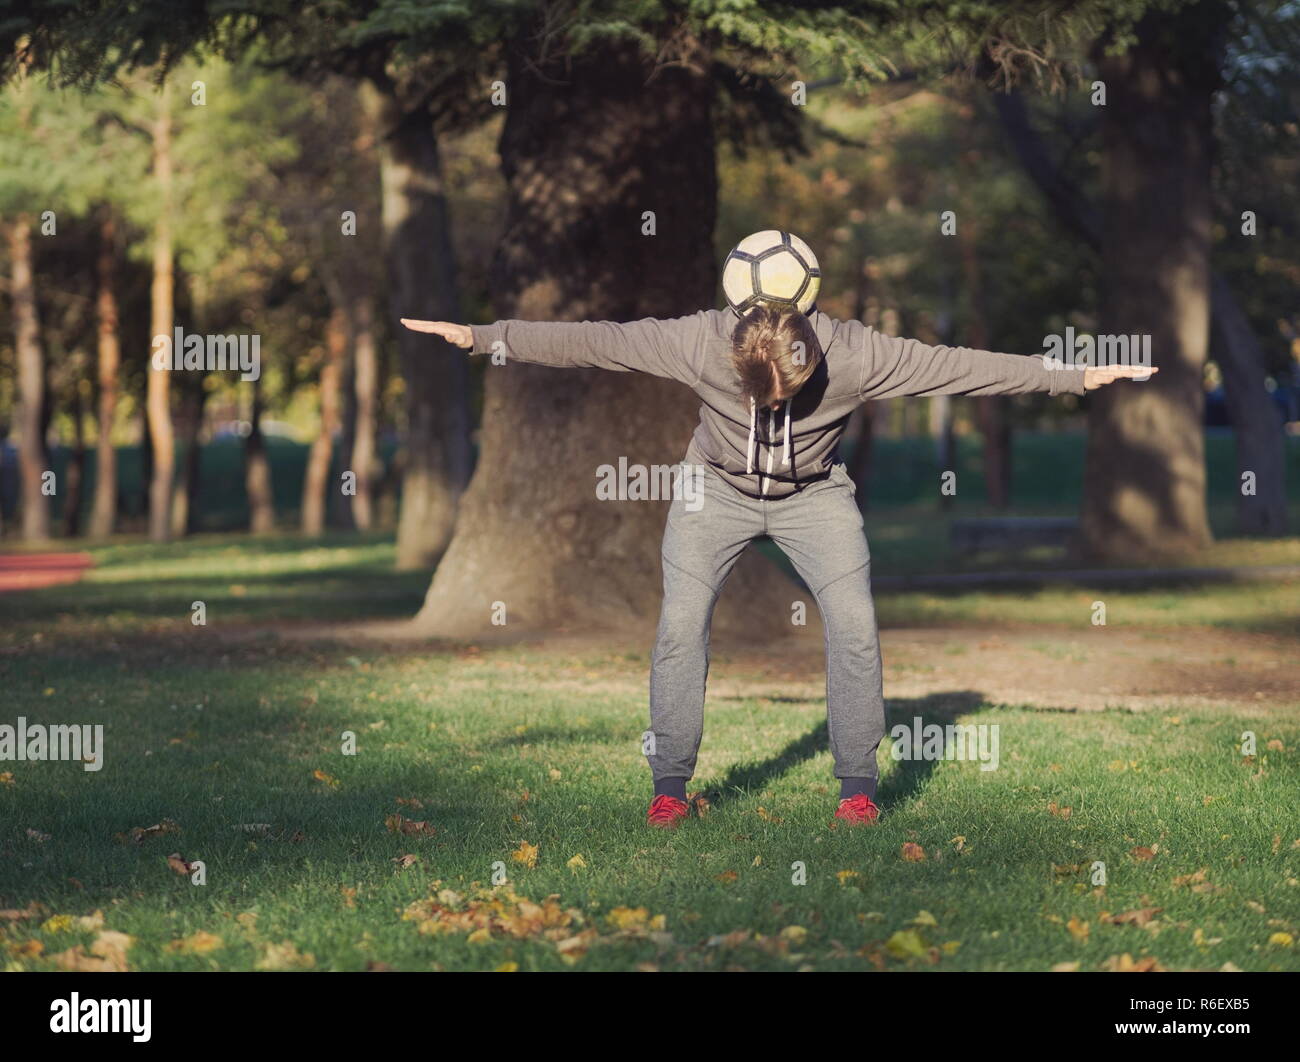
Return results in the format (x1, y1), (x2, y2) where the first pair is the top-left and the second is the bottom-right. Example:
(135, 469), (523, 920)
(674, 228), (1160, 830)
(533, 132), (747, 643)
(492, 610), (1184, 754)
(647, 794), (689, 829)
(834, 793), (880, 825)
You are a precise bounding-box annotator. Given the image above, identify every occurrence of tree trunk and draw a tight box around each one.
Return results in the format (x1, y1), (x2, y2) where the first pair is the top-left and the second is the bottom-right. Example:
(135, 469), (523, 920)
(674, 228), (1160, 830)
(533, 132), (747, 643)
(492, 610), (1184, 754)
(361, 81), (470, 569)
(954, 105), (1011, 509)
(1210, 269), (1286, 534)
(415, 37), (795, 638)
(1081, 11), (1223, 559)
(63, 358), (88, 536)
(171, 375), (207, 536)
(846, 251), (875, 506)
(90, 209), (121, 538)
(147, 82), (176, 543)
(244, 379), (275, 534)
(7, 215), (51, 541)
(302, 306), (345, 535)
(348, 293), (379, 531)
(993, 51), (1276, 538)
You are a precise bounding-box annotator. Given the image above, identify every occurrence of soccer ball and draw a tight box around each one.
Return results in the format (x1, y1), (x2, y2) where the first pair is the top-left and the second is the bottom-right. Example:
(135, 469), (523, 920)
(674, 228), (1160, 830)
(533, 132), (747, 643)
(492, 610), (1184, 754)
(722, 230), (821, 315)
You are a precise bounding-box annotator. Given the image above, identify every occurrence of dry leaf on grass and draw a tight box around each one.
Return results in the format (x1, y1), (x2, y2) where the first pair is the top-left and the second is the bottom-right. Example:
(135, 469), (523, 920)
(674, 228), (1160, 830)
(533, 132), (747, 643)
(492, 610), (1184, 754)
(884, 929), (930, 960)
(687, 792), (711, 819)
(1102, 908), (1163, 927)
(901, 843), (927, 862)
(115, 819), (180, 845)
(166, 931), (224, 955)
(1099, 953), (1165, 972)
(255, 941), (315, 970)
(166, 853), (194, 876)
(52, 930), (133, 973)
(1173, 868), (1208, 887)
(384, 814), (436, 838)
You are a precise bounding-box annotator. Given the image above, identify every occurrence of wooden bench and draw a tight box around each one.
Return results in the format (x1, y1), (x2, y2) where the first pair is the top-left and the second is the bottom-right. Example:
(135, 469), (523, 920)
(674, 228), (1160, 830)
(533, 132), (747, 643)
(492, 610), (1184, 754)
(950, 517), (1077, 556)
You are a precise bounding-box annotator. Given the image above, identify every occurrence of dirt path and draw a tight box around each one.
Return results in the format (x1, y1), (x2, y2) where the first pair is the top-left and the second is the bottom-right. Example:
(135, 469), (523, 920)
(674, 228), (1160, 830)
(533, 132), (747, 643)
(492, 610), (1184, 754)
(0, 552), (94, 592)
(255, 615), (1296, 715)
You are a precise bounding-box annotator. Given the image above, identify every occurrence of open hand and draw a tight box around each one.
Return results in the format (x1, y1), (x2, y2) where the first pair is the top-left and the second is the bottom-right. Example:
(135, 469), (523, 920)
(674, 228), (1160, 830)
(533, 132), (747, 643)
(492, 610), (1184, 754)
(400, 319), (473, 349)
(1083, 364), (1158, 390)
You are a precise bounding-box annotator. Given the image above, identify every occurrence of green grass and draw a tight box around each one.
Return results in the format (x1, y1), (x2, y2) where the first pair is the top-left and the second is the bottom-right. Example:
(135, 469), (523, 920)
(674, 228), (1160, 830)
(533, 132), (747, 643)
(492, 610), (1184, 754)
(0, 536), (1296, 972)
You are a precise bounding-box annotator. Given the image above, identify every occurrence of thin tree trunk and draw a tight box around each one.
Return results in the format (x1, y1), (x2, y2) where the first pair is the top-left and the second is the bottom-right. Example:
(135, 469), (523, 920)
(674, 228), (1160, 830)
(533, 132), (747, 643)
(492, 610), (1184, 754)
(349, 294), (379, 531)
(1081, 10), (1223, 559)
(171, 376), (207, 536)
(244, 379), (275, 534)
(173, 275), (208, 538)
(147, 81), (176, 542)
(7, 215), (50, 541)
(63, 357), (88, 536)
(415, 35), (794, 638)
(90, 209), (121, 538)
(361, 81), (470, 569)
(302, 306), (345, 535)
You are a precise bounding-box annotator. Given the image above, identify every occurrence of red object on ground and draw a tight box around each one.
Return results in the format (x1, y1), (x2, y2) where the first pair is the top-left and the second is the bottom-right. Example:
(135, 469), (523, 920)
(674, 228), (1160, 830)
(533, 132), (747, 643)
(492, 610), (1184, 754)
(834, 793), (881, 825)
(646, 794), (690, 829)
(0, 552), (95, 592)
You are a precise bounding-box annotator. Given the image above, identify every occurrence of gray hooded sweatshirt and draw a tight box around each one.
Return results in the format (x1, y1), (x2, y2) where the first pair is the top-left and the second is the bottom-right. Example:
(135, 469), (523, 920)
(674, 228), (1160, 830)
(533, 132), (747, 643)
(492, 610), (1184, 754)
(470, 310), (1084, 499)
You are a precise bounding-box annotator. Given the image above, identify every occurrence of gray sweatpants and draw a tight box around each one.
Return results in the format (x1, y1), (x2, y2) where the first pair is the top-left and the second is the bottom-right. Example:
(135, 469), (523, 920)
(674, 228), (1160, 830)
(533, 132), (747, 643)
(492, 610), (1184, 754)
(647, 461), (885, 792)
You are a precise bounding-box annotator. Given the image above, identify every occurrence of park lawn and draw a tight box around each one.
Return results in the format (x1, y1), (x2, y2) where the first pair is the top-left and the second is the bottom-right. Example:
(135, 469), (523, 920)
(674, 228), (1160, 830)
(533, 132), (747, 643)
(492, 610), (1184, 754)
(0, 537), (1297, 972)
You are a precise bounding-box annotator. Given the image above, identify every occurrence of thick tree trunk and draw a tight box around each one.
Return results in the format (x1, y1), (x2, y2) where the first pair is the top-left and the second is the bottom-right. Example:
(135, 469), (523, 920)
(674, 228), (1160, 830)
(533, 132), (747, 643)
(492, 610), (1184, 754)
(90, 210), (120, 538)
(415, 38), (795, 638)
(147, 83), (176, 543)
(1081, 12), (1222, 559)
(244, 379), (275, 534)
(302, 306), (345, 535)
(994, 56), (1278, 538)
(7, 215), (50, 541)
(846, 251), (875, 506)
(1209, 270), (1287, 534)
(361, 82), (470, 568)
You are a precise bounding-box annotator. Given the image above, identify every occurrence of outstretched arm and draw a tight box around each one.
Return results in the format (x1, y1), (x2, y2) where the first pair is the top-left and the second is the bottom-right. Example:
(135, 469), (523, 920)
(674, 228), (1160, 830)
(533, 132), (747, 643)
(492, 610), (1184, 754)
(401, 314), (709, 385)
(820, 317), (1156, 400)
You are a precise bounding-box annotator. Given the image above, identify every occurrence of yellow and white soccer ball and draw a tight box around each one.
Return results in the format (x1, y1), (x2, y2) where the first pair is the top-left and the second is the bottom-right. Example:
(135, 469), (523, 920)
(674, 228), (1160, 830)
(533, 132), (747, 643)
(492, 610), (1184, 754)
(722, 230), (821, 315)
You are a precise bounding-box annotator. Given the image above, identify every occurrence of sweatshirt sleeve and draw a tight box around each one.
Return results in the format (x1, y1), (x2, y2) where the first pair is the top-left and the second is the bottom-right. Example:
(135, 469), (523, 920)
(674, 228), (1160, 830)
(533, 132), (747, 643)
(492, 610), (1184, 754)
(828, 318), (1085, 399)
(468, 314), (708, 386)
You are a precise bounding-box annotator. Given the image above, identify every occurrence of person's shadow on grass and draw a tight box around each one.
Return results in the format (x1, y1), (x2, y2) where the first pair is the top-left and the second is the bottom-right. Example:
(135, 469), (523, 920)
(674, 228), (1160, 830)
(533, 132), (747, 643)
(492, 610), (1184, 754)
(700, 690), (986, 811)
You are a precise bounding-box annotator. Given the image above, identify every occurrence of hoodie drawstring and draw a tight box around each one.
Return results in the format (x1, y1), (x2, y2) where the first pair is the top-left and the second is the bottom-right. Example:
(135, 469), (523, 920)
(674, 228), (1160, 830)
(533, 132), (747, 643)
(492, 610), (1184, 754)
(746, 398), (758, 475)
(748, 398), (793, 495)
(764, 408), (777, 495)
